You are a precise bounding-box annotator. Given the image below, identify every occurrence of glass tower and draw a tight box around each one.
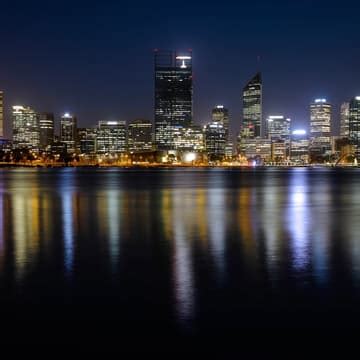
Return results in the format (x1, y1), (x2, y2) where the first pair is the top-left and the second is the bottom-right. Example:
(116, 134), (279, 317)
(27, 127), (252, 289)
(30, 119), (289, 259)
(212, 105), (229, 141)
(242, 73), (262, 139)
(38, 112), (54, 149)
(349, 97), (360, 159)
(60, 113), (77, 153)
(154, 50), (193, 149)
(96, 121), (127, 154)
(310, 99), (332, 154)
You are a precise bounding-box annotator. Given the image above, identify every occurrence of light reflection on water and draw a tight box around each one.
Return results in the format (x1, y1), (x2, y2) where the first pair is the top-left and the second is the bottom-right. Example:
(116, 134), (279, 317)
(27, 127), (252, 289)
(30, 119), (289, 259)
(0, 168), (360, 328)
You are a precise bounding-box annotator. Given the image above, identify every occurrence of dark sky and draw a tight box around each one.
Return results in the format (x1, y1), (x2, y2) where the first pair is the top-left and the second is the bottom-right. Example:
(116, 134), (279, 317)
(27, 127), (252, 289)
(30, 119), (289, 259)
(1, 0), (360, 139)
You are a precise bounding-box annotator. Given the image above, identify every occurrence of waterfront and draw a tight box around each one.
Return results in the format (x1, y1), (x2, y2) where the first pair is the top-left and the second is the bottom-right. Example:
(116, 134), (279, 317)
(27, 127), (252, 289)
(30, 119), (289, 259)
(1, 167), (360, 349)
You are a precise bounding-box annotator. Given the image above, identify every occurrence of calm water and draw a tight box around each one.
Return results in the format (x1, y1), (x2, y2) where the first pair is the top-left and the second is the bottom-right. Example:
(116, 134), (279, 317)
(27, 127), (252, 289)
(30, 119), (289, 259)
(0, 167), (360, 348)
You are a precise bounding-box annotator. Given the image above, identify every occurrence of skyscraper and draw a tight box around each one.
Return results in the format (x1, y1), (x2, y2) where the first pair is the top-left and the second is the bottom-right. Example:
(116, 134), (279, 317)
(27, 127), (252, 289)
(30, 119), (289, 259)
(154, 50), (193, 149)
(242, 73), (262, 139)
(128, 119), (153, 152)
(349, 96), (360, 159)
(340, 102), (350, 138)
(60, 113), (77, 153)
(266, 115), (291, 141)
(96, 121), (127, 154)
(12, 105), (40, 150)
(38, 112), (54, 149)
(310, 99), (332, 154)
(0, 91), (4, 138)
(212, 105), (229, 140)
(204, 122), (227, 160)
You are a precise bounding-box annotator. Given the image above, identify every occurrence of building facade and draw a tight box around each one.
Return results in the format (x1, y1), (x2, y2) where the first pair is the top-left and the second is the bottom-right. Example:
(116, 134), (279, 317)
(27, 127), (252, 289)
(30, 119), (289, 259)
(12, 105), (40, 151)
(241, 73), (262, 139)
(204, 122), (227, 160)
(154, 50), (193, 149)
(349, 96), (360, 159)
(266, 115), (291, 141)
(38, 112), (54, 149)
(212, 105), (229, 141)
(309, 99), (332, 155)
(290, 130), (309, 164)
(128, 119), (153, 152)
(340, 102), (350, 138)
(60, 113), (77, 153)
(96, 121), (127, 154)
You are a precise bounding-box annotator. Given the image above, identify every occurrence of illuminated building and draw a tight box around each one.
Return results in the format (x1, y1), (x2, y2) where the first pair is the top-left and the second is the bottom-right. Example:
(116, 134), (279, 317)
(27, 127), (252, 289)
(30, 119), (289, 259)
(349, 96), (360, 159)
(173, 125), (204, 152)
(96, 121), (127, 154)
(0, 91), (3, 138)
(128, 119), (153, 152)
(154, 50), (193, 149)
(241, 72), (262, 139)
(12, 105), (40, 151)
(340, 102), (350, 138)
(60, 113), (77, 153)
(38, 112), (54, 149)
(212, 105), (229, 140)
(77, 128), (96, 154)
(266, 115), (291, 141)
(225, 142), (234, 159)
(239, 138), (271, 162)
(204, 122), (226, 160)
(271, 140), (287, 163)
(290, 130), (309, 164)
(310, 99), (332, 155)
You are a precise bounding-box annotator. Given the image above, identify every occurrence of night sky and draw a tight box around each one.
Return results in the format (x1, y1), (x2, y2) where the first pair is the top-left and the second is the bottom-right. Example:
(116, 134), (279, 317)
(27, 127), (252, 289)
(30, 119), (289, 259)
(1, 0), (360, 139)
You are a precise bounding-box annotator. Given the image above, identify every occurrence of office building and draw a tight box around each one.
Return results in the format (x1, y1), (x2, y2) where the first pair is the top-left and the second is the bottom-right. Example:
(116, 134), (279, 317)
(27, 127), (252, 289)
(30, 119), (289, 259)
(266, 115), (291, 141)
(77, 128), (97, 154)
(154, 50), (193, 149)
(96, 121), (127, 154)
(128, 119), (153, 152)
(173, 125), (204, 152)
(60, 113), (77, 153)
(212, 105), (229, 140)
(241, 73), (262, 139)
(204, 122), (227, 160)
(290, 130), (309, 164)
(340, 102), (350, 138)
(12, 105), (40, 151)
(38, 112), (54, 149)
(349, 96), (360, 159)
(310, 99), (332, 155)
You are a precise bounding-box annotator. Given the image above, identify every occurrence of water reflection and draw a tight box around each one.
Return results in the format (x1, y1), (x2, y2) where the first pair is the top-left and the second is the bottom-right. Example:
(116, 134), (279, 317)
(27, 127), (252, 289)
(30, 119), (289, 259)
(0, 168), (360, 329)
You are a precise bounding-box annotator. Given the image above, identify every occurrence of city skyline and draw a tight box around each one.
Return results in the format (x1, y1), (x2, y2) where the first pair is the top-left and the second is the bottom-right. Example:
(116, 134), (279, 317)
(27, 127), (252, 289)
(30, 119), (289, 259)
(1, 0), (360, 138)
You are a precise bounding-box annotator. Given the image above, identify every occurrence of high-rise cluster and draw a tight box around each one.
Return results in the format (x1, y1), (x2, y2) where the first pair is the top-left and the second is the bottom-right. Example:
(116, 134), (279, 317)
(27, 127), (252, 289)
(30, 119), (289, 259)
(1, 50), (359, 165)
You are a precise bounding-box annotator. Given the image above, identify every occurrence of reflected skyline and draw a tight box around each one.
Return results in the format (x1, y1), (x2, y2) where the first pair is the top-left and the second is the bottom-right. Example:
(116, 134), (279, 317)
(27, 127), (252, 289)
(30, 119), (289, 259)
(0, 168), (360, 329)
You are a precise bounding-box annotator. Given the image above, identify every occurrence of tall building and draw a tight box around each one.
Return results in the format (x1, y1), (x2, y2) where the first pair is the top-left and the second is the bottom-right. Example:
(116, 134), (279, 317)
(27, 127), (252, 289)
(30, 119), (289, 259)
(38, 112), (54, 149)
(154, 50), (193, 149)
(241, 72), (262, 139)
(204, 122), (227, 160)
(266, 115), (291, 141)
(12, 105), (40, 150)
(310, 99), (332, 154)
(340, 102), (350, 138)
(349, 96), (360, 159)
(0, 91), (4, 138)
(128, 119), (153, 152)
(60, 113), (77, 153)
(77, 128), (96, 154)
(290, 130), (309, 164)
(212, 105), (229, 140)
(96, 121), (127, 154)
